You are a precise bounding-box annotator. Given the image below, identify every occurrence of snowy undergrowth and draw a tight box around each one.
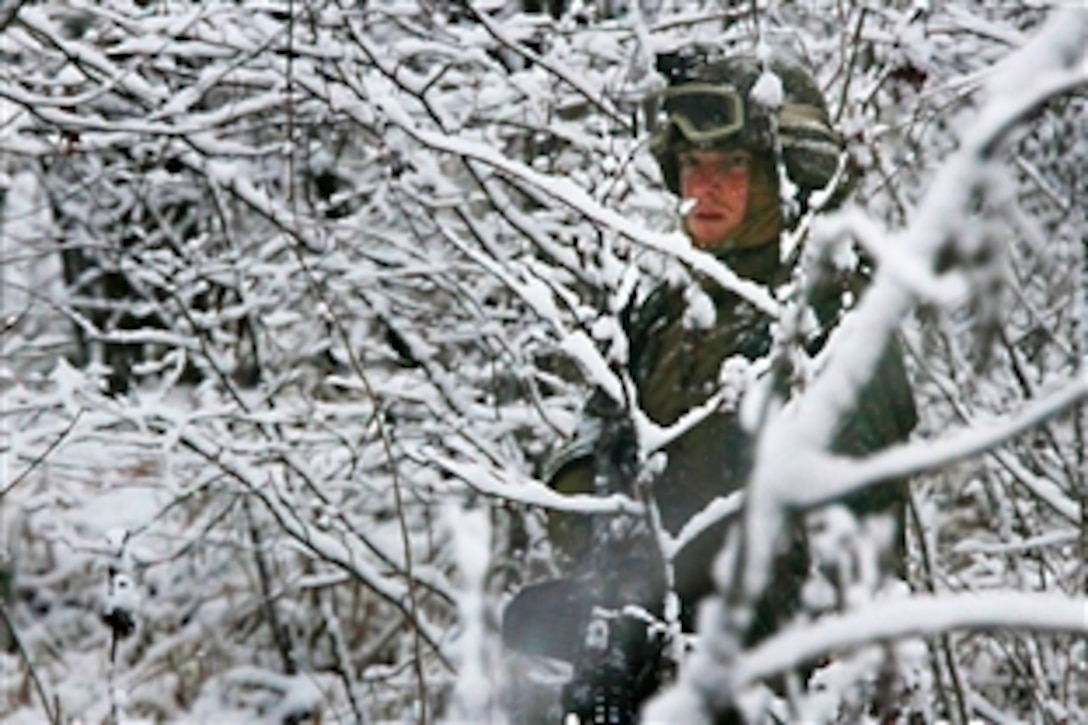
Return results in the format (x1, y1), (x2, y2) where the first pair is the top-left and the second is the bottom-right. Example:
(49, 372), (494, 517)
(1, 1), (1085, 723)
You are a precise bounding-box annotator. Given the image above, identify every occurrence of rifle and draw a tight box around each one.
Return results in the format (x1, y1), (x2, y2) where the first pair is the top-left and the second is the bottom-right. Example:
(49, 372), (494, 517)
(504, 394), (681, 724)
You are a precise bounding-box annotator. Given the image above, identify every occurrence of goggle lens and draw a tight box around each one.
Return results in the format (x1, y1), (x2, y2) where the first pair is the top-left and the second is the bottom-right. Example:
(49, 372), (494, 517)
(659, 85), (745, 143)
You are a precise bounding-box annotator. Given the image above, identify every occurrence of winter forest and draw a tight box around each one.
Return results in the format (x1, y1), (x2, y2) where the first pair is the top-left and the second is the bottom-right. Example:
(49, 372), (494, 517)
(0, 0), (1085, 722)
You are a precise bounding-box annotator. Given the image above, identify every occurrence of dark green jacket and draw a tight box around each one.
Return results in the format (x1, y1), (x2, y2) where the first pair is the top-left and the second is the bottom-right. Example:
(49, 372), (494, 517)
(546, 241), (917, 640)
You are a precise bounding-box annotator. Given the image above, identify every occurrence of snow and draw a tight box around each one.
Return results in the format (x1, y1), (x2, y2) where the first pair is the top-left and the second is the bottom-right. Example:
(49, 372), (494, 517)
(664, 491), (743, 560)
(379, 107), (783, 317)
(446, 502), (500, 718)
(738, 4), (1088, 598)
(783, 369), (1088, 519)
(0, 2), (1085, 722)
(103, 573), (140, 628)
(750, 70), (784, 110)
(559, 329), (623, 403)
(681, 284), (716, 330)
(730, 592), (1088, 690)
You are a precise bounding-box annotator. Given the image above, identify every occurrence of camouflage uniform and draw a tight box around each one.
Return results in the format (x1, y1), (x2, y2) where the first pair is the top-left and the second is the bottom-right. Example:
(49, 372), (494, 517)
(544, 53), (917, 643)
(545, 241), (916, 642)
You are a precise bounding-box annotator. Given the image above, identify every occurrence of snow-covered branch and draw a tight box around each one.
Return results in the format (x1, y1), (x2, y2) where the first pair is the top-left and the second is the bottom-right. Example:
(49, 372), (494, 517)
(648, 591), (1088, 719)
(739, 3), (1086, 605)
(642, 8), (1088, 721)
(2, 2), (1084, 721)
(731, 592), (1088, 690)
(374, 97), (782, 317)
(782, 369), (1088, 518)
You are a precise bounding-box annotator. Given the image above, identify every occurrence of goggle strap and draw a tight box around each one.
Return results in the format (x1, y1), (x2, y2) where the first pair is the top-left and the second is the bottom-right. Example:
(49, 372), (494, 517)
(661, 82), (744, 99)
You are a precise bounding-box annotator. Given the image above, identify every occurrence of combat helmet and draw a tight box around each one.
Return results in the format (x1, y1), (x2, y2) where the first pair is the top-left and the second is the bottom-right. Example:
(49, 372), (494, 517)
(650, 50), (844, 204)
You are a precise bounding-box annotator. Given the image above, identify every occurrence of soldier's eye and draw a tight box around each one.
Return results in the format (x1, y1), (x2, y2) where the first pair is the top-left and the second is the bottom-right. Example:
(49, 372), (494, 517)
(721, 152), (751, 171)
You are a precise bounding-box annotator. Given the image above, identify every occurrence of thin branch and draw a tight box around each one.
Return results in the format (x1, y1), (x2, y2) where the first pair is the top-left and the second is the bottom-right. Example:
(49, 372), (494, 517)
(455, 1), (630, 128)
(739, 6), (1087, 602)
(1, 409), (84, 499)
(785, 370), (1088, 517)
(370, 93), (782, 317)
(0, 601), (59, 724)
(0, 0), (31, 34)
(908, 490), (970, 725)
(731, 591), (1088, 692)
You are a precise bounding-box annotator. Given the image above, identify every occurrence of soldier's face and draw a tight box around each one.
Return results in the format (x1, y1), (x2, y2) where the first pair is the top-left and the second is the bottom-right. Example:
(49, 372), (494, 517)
(678, 149), (751, 249)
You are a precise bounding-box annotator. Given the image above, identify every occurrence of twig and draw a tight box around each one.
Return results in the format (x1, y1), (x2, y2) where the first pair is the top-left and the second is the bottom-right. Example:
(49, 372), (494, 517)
(108, 621), (120, 725)
(245, 501), (298, 675)
(1, 409), (84, 499)
(730, 592), (1088, 690)
(0, 0), (31, 34)
(908, 490), (969, 725)
(271, 196), (432, 722)
(320, 592), (366, 723)
(0, 601), (59, 724)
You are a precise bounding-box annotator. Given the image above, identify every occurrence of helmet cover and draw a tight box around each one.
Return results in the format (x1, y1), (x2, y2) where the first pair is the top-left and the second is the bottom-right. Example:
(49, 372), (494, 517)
(650, 52), (843, 197)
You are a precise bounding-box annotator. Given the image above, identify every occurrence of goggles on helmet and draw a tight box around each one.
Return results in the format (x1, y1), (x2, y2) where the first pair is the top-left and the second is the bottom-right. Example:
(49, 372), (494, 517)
(655, 83), (746, 145)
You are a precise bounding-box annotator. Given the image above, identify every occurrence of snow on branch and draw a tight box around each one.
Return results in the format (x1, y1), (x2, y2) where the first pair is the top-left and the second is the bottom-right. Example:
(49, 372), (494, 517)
(432, 221), (629, 403)
(650, 592), (1088, 722)
(173, 425), (452, 656)
(427, 451), (644, 517)
(371, 95), (782, 318)
(16, 7), (169, 105)
(730, 591), (1088, 692)
(781, 369), (1088, 519)
(645, 8), (1088, 721)
(738, 4), (1087, 606)
(459, 3), (629, 127)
